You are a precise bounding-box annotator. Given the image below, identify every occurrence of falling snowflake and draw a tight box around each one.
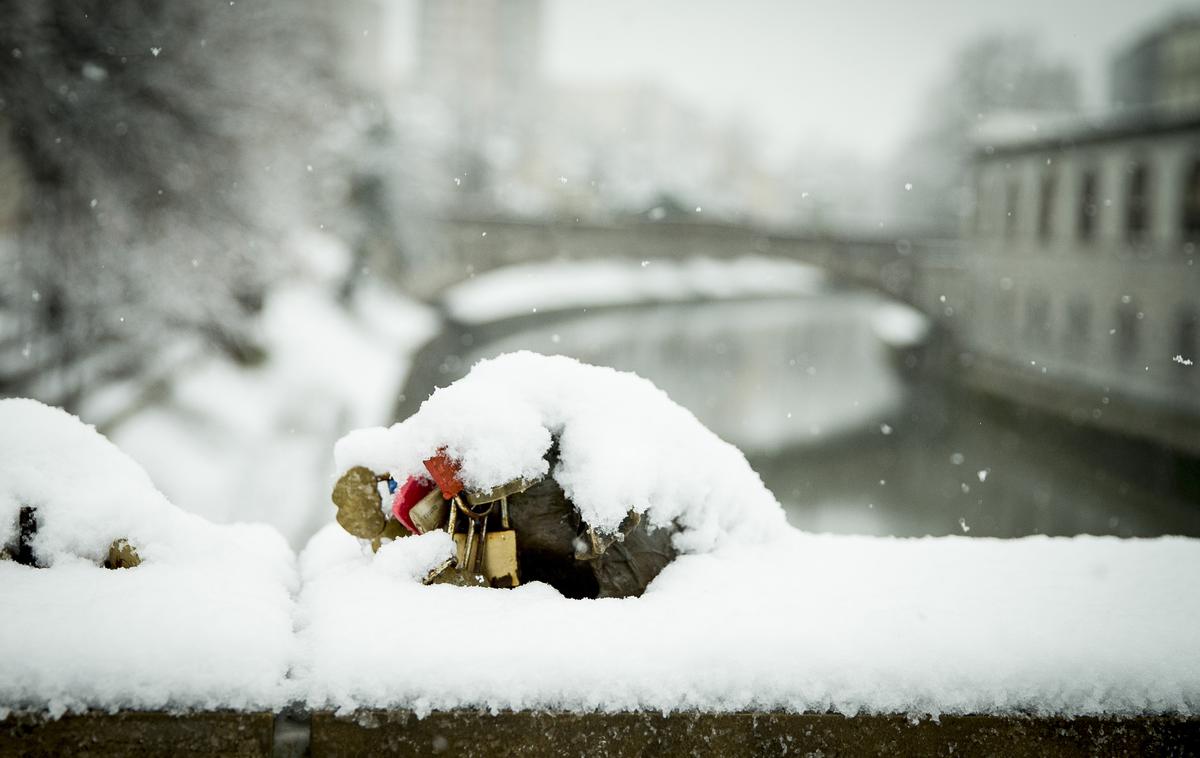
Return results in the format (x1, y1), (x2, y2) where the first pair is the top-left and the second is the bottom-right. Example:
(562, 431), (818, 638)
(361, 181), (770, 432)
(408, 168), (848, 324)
(1173, 355), (1194, 366)
(958, 517), (971, 533)
(150, 47), (162, 57)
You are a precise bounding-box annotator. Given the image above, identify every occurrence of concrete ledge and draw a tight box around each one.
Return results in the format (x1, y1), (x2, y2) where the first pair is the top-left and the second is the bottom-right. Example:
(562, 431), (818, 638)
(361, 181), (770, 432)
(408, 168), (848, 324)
(3, 710), (1198, 757)
(311, 710), (1200, 757)
(0, 711), (274, 758)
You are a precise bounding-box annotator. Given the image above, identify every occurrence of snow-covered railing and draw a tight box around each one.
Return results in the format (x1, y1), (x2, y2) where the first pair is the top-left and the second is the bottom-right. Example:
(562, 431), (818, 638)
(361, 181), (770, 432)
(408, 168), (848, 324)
(3, 352), (1199, 754)
(3, 709), (1199, 756)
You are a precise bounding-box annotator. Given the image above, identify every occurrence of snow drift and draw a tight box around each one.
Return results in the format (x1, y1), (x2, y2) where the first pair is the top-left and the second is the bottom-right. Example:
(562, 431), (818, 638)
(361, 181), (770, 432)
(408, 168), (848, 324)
(0, 398), (296, 714)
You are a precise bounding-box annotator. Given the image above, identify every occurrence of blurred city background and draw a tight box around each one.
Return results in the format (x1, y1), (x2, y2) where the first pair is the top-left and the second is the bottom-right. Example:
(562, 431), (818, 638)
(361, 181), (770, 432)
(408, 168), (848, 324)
(1, 0), (1198, 547)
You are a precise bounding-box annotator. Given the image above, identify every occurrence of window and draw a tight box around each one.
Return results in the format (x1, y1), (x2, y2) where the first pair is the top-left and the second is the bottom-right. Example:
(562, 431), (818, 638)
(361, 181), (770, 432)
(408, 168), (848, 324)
(1181, 158), (1200, 242)
(1114, 302), (1140, 364)
(1024, 291), (1050, 345)
(997, 288), (1018, 348)
(1078, 169), (1098, 242)
(1125, 162), (1151, 243)
(1006, 181), (1019, 238)
(1038, 171), (1056, 242)
(1066, 297), (1092, 354)
(972, 173), (984, 234)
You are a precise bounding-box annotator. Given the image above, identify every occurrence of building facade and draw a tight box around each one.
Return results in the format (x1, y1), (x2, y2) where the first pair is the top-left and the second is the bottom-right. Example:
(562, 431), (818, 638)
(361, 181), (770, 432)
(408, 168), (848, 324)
(954, 111), (1200, 454)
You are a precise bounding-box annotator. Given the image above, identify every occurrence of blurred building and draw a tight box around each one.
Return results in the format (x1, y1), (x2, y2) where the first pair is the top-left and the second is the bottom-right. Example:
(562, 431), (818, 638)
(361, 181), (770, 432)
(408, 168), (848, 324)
(954, 65), (1200, 453)
(416, 0), (542, 117)
(1112, 13), (1200, 113)
(396, 1), (794, 224)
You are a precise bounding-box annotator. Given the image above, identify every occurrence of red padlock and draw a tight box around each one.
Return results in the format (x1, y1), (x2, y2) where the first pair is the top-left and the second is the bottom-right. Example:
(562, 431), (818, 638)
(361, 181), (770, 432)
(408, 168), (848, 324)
(392, 476), (435, 533)
(423, 449), (464, 499)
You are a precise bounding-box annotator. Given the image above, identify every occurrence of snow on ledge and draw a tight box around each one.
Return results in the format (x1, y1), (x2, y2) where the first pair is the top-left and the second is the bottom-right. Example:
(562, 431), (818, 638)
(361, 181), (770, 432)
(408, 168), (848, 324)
(4, 394), (1199, 718)
(319, 351), (1200, 717)
(0, 399), (297, 715)
(297, 526), (1200, 717)
(443, 257), (827, 325)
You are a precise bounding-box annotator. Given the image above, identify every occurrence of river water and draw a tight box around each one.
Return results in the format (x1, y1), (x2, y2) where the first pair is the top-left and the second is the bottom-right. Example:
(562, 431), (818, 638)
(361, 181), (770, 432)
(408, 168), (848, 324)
(408, 291), (1200, 538)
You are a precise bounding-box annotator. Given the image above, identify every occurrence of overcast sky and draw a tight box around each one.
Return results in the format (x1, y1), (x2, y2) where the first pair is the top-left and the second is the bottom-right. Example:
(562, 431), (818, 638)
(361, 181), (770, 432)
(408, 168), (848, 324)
(388, 0), (1191, 162)
(543, 0), (1188, 161)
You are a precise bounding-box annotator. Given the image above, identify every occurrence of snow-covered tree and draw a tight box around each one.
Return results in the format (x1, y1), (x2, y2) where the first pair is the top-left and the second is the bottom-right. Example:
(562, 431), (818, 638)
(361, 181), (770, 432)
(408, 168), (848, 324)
(0, 0), (346, 409)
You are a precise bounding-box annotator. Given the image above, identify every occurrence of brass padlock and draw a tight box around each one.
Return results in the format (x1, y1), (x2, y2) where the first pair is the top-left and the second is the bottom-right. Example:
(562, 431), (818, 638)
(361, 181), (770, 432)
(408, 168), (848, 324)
(423, 494), (476, 587)
(104, 539), (141, 569)
(452, 501), (520, 587)
(331, 466), (387, 539)
(468, 530), (519, 588)
(425, 494), (521, 588)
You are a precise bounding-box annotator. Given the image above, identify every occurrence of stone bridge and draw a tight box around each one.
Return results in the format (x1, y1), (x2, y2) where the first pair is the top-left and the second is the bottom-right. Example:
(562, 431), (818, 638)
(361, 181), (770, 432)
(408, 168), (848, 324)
(395, 215), (956, 311)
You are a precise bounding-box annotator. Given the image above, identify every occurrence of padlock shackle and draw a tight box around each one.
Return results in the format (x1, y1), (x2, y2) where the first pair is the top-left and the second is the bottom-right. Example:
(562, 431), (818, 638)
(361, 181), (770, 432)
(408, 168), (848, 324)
(457, 500), (495, 520)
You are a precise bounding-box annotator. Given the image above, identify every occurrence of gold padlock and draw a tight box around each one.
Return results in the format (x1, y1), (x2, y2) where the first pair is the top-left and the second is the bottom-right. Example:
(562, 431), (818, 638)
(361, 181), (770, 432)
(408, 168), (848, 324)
(331, 466), (387, 539)
(450, 531), (519, 587)
(485, 531), (520, 588)
(458, 500), (492, 578)
(424, 496), (521, 588)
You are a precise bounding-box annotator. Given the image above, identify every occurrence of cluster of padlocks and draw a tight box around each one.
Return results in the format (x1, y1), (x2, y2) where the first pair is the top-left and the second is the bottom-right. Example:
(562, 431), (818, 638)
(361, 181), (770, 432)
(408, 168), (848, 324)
(332, 443), (680, 599)
(332, 450), (531, 588)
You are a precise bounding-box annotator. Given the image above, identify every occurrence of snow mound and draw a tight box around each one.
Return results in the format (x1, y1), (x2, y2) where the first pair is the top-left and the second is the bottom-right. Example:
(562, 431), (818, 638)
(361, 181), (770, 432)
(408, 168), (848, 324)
(297, 527), (1200, 716)
(334, 352), (788, 552)
(0, 398), (296, 713)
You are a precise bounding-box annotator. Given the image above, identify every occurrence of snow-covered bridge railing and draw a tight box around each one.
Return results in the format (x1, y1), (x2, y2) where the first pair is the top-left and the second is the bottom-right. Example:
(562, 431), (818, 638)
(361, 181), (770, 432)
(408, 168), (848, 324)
(3, 710), (1199, 757)
(3, 358), (1199, 756)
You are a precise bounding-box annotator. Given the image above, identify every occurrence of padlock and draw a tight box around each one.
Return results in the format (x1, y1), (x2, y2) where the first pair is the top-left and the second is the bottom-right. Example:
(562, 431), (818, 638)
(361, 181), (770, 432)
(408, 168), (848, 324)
(465, 479), (536, 508)
(331, 466), (388, 539)
(457, 500), (493, 578)
(451, 520), (520, 588)
(424, 494), (521, 588)
(406, 487), (448, 535)
(480, 530), (519, 588)
(103, 538), (141, 570)
(423, 450), (464, 499)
